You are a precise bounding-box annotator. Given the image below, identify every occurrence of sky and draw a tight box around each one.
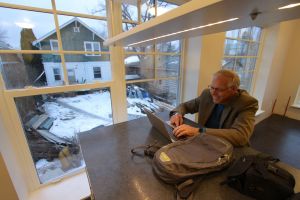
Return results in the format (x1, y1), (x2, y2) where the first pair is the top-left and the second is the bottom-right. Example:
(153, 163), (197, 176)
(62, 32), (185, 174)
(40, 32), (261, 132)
(0, 0), (107, 49)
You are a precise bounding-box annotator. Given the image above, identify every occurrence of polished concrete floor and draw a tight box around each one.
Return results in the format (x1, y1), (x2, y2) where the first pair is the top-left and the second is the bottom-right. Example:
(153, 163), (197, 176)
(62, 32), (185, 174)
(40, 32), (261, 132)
(250, 114), (300, 169)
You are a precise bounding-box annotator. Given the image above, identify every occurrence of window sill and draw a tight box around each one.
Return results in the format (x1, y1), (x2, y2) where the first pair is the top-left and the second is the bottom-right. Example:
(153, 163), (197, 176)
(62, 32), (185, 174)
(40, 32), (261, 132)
(29, 171), (90, 200)
(291, 104), (300, 109)
(255, 109), (265, 116)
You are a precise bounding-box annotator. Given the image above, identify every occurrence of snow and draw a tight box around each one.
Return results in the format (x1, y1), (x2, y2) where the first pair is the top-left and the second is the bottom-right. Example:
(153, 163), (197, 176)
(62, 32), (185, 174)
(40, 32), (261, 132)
(36, 88), (160, 183)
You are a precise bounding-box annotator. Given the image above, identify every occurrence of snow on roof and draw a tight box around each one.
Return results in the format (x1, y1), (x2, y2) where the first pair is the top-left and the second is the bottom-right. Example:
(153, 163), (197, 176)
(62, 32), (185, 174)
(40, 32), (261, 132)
(124, 55), (140, 64)
(33, 17), (105, 45)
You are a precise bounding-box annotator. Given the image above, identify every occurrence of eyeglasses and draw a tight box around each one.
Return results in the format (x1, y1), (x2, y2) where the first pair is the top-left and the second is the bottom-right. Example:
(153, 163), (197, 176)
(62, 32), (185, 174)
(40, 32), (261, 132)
(208, 85), (231, 92)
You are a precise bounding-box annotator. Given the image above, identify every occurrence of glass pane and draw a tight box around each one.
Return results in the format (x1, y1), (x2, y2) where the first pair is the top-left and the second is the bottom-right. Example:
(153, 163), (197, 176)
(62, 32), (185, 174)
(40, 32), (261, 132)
(236, 41), (249, 56)
(122, 1), (138, 21)
(124, 45), (154, 52)
(0, 53), (64, 89)
(245, 58), (256, 71)
(122, 22), (136, 32)
(222, 58), (236, 70)
(156, 55), (180, 78)
(0, 0), (52, 8)
(248, 42), (259, 56)
(226, 29), (239, 38)
(235, 58), (247, 72)
(239, 27), (252, 40)
(14, 88), (112, 183)
(224, 39), (238, 56)
(238, 72), (253, 91)
(125, 54), (154, 80)
(157, 0), (178, 16)
(156, 40), (181, 53)
(56, 0), (106, 16)
(141, 0), (155, 22)
(57, 16), (108, 51)
(251, 27), (262, 42)
(64, 54), (111, 84)
(0, 7), (56, 50)
(126, 80), (178, 120)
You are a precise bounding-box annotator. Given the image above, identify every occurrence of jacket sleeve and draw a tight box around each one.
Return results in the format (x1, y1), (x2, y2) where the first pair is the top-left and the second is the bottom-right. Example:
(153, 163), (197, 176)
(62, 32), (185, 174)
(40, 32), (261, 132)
(205, 98), (258, 147)
(170, 96), (201, 117)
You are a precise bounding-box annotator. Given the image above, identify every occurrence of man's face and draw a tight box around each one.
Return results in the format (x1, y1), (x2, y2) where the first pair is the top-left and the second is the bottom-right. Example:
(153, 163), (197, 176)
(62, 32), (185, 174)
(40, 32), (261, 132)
(209, 74), (237, 104)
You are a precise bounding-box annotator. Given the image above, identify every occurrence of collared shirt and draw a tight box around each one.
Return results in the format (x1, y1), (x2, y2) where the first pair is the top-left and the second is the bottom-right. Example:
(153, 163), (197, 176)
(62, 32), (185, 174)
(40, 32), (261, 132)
(205, 104), (224, 128)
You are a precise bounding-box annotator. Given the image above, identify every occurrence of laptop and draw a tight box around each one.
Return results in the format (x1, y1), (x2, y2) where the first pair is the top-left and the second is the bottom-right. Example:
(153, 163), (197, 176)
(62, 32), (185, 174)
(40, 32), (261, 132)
(143, 108), (179, 142)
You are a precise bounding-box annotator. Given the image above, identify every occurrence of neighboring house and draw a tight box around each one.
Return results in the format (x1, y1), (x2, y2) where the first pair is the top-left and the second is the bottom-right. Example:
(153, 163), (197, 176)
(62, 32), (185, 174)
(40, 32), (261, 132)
(33, 18), (111, 86)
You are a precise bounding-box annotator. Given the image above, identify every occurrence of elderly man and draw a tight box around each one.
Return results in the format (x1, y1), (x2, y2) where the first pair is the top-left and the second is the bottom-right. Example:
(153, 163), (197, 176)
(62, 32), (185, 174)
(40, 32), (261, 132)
(170, 69), (258, 146)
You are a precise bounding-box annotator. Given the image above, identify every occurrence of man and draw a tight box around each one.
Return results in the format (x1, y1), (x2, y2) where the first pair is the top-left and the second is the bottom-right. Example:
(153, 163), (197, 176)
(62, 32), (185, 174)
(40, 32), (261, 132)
(170, 69), (258, 147)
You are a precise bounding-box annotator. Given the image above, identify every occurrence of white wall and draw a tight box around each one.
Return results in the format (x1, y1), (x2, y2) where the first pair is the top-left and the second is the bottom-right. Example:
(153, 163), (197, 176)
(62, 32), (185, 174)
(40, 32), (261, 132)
(44, 62), (112, 86)
(273, 19), (300, 120)
(181, 36), (202, 121)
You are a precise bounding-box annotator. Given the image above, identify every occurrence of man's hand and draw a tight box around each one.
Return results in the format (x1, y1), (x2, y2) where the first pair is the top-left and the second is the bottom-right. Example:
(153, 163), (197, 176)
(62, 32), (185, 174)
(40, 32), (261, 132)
(170, 113), (183, 127)
(173, 124), (199, 138)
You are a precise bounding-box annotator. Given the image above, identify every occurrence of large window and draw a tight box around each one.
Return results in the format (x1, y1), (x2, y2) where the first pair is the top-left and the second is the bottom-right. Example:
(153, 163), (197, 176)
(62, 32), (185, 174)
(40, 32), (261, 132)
(122, 1), (182, 119)
(0, 0), (183, 191)
(0, 0), (112, 185)
(222, 27), (262, 92)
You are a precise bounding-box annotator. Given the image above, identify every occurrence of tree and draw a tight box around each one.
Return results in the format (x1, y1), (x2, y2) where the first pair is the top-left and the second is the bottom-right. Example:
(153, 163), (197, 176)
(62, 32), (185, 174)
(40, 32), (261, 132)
(20, 28), (46, 85)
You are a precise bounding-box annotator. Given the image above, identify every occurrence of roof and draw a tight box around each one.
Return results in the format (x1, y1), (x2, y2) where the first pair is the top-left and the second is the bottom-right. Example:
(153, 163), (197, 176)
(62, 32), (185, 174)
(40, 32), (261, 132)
(33, 17), (105, 45)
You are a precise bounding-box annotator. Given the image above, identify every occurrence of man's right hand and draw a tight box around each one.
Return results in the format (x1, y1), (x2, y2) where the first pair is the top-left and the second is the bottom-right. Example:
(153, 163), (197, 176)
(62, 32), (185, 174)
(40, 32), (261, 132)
(170, 113), (183, 127)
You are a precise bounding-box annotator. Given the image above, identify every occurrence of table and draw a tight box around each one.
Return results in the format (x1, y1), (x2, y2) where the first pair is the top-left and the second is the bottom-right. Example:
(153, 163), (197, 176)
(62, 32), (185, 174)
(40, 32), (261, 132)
(78, 112), (300, 200)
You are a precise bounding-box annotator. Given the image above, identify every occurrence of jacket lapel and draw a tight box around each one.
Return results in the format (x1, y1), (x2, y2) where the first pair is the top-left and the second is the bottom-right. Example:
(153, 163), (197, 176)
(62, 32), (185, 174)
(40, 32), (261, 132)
(199, 102), (215, 125)
(219, 105), (232, 128)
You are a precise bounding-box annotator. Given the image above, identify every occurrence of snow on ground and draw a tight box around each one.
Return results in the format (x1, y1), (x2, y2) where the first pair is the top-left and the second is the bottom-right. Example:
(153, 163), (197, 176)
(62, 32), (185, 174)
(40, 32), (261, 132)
(37, 90), (159, 183)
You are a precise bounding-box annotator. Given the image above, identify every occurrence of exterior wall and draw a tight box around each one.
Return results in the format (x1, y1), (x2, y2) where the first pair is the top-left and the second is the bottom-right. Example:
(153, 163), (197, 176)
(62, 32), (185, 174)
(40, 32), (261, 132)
(43, 61), (111, 86)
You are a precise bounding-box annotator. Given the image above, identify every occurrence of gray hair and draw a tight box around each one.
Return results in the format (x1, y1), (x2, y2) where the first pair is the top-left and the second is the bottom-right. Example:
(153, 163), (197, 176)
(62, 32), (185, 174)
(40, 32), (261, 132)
(213, 69), (240, 88)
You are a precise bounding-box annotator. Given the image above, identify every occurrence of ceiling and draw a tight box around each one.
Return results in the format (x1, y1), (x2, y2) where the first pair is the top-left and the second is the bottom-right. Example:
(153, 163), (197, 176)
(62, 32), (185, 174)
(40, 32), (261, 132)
(104, 0), (300, 47)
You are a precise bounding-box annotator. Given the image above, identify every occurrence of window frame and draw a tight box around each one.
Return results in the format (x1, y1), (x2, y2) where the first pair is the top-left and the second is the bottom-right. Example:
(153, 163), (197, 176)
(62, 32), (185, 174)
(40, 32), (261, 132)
(93, 66), (102, 79)
(50, 39), (59, 51)
(84, 41), (101, 56)
(53, 67), (61, 81)
(0, 0), (183, 194)
(222, 27), (262, 94)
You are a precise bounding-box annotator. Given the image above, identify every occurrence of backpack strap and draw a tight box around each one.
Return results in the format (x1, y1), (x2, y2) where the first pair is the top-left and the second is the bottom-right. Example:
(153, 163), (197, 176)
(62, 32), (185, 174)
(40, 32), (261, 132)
(131, 141), (162, 158)
(176, 177), (205, 200)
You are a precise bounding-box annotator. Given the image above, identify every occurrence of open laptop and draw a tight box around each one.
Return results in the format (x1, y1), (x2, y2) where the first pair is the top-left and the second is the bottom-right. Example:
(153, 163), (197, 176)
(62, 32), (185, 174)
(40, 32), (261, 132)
(143, 108), (179, 142)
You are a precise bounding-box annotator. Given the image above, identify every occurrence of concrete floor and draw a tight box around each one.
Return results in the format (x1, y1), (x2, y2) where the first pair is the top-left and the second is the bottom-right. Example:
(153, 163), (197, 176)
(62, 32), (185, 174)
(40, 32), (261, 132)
(250, 114), (300, 169)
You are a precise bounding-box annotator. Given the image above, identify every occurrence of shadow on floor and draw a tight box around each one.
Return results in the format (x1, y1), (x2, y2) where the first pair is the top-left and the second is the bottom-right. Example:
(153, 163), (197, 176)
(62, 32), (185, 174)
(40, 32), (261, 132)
(250, 114), (300, 169)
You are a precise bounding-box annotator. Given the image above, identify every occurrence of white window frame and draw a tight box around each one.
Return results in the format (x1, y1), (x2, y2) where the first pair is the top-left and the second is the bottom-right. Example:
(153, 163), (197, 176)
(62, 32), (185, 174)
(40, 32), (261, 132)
(50, 39), (59, 51)
(73, 27), (80, 32)
(0, 0), (183, 199)
(93, 66), (102, 79)
(53, 67), (61, 81)
(84, 41), (101, 56)
(292, 85), (300, 108)
(222, 27), (262, 94)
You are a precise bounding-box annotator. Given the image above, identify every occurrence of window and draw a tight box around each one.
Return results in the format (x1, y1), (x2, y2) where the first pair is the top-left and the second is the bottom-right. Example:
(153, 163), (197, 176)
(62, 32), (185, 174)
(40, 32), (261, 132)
(122, 0), (182, 119)
(73, 27), (80, 32)
(50, 39), (59, 51)
(222, 27), (262, 92)
(84, 41), (101, 56)
(0, 0), (182, 193)
(93, 67), (102, 79)
(292, 85), (300, 108)
(53, 68), (61, 80)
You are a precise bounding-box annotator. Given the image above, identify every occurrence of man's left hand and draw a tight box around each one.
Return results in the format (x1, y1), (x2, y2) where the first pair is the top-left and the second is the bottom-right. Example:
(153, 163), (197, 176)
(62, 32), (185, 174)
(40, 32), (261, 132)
(173, 124), (199, 138)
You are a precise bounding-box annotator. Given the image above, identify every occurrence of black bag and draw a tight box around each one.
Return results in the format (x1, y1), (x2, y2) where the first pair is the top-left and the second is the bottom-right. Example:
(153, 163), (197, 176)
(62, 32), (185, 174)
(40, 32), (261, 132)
(223, 155), (295, 200)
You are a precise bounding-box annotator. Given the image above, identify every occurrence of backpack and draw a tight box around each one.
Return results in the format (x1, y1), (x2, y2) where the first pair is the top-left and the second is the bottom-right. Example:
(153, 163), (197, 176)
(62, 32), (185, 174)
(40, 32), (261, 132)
(222, 155), (296, 200)
(151, 134), (233, 199)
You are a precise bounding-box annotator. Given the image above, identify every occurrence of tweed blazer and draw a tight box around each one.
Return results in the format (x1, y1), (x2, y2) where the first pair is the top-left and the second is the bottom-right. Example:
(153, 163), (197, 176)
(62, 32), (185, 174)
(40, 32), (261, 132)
(171, 89), (258, 146)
